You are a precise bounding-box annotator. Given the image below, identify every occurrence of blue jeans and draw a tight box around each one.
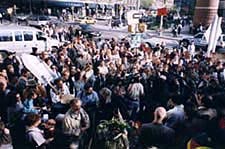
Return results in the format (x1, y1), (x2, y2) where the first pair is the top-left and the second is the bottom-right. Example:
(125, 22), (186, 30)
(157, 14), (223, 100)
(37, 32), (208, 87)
(128, 100), (140, 121)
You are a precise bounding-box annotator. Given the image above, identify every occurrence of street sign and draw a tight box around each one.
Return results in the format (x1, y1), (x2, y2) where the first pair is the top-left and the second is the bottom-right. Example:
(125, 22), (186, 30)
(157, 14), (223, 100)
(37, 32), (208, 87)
(133, 13), (142, 19)
(157, 7), (167, 16)
(130, 33), (142, 48)
(127, 10), (141, 25)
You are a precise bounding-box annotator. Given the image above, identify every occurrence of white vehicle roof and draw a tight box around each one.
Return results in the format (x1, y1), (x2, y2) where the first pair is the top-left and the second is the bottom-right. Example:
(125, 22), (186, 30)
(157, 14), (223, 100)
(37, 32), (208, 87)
(0, 24), (42, 32)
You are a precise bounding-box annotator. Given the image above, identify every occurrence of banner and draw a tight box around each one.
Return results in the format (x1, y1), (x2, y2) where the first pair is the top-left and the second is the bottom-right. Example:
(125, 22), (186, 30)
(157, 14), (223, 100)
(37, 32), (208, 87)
(157, 7), (167, 16)
(20, 54), (57, 85)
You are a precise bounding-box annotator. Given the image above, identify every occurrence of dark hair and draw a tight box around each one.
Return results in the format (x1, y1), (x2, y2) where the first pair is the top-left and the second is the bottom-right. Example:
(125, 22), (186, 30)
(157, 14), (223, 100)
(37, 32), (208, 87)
(84, 83), (92, 90)
(170, 94), (183, 105)
(21, 68), (29, 75)
(54, 77), (63, 84)
(25, 114), (41, 127)
(27, 89), (37, 99)
(69, 98), (81, 106)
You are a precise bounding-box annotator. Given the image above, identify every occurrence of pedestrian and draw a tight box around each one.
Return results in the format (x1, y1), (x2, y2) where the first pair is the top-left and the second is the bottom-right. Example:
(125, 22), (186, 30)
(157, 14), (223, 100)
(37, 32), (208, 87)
(172, 25), (178, 37)
(139, 107), (175, 149)
(25, 114), (53, 149)
(127, 75), (144, 121)
(0, 121), (13, 149)
(62, 98), (90, 149)
(188, 41), (196, 58)
(177, 23), (182, 35)
(0, 13), (2, 24)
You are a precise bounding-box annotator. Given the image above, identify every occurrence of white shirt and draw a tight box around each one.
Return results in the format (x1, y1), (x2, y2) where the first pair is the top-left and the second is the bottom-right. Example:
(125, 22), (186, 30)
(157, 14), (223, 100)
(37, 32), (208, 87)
(26, 127), (46, 147)
(128, 82), (144, 100)
(50, 83), (70, 104)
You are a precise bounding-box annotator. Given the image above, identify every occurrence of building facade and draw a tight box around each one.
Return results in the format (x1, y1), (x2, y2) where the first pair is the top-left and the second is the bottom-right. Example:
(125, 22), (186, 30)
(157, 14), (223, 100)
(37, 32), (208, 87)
(193, 0), (220, 27)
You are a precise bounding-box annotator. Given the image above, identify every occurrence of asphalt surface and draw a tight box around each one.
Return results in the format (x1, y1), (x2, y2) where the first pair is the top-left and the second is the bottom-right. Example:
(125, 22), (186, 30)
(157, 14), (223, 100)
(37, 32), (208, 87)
(0, 18), (190, 49)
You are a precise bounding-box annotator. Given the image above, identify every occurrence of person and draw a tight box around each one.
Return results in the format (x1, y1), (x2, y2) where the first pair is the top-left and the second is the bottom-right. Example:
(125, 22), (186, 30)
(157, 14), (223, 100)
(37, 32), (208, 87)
(76, 83), (99, 148)
(25, 114), (53, 149)
(188, 41), (195, 58)
(23, 89), (40, 116)
(165, 94), (185, 131)
(30, 47), (38, 56)
(97, 87), (114, 122)
(0, 73), (9, 122)
(0, 121), (13, 149)
(50, 78), (70, 104)
(139, 107), (175, 149)
(177, 23), (182, 35)
(127, 75), (144, 121)
(62, 98), (90, 149)
(0, 13), (2, 24)
(172, 25), (178, 37)
(76, 83), (99, 110)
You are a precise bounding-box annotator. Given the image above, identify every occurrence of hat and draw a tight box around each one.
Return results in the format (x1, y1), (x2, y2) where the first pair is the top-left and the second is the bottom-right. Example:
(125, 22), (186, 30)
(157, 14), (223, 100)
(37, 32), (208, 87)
(26, 79), (38, 87)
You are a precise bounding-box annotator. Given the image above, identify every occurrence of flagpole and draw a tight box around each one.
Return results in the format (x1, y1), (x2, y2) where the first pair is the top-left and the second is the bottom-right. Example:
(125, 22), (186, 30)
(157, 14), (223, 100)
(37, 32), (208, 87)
(207, 15), (218, 57)
(159, 15), (163, 36)
(212, 17), (222, 53)
(159, 0), (166, 36)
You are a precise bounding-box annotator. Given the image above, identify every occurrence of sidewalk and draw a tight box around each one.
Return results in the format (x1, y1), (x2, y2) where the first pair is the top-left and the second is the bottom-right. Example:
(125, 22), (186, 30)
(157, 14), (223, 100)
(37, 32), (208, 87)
(147, 25), (193, 41)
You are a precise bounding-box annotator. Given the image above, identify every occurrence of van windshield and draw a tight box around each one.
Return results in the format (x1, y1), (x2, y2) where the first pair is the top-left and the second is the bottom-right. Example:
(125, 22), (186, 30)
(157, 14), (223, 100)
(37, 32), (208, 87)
(36, 31), (47, 41)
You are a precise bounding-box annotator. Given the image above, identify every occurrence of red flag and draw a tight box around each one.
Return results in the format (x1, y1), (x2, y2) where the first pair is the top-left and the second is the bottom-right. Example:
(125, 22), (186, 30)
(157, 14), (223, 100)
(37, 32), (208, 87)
(157, 7), (167, 16)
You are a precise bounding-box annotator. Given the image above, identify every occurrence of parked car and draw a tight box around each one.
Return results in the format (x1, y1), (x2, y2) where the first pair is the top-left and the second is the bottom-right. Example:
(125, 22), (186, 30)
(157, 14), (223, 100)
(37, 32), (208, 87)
(0, 25), (60, 54)
(75, 16), (96, 24)
(26, 15), (51, 27)
(180, 32), (225, 49)
(76, 24), (101, 38)
(124, 33), (156, 48)
(139, 16), (155, 29)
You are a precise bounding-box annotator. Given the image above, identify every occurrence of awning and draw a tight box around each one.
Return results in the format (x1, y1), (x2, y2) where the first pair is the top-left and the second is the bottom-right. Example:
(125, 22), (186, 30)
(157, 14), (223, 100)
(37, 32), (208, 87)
(46, 1), (84, 7)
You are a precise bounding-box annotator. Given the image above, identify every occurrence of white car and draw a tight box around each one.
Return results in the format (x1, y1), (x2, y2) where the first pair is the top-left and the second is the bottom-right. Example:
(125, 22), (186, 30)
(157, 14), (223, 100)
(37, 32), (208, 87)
(124, 33), (178, 48)
(27, 15), (51, 27)
(180, 32), (225, 49)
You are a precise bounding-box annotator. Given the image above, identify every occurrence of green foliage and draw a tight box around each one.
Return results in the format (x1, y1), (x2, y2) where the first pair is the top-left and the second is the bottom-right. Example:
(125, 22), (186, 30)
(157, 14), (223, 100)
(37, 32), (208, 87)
(96, 118), (130, 149)
(97, 118), (129, 141)
(140, 0), (154, 8)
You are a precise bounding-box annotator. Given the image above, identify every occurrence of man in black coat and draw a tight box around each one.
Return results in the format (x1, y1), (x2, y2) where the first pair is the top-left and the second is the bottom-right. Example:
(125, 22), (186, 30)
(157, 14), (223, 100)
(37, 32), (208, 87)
(139, 107), (175, 149)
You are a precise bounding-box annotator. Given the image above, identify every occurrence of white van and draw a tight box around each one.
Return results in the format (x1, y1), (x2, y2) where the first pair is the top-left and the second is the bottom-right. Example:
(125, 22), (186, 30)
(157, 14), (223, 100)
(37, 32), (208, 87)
(0, 25), (60, 54)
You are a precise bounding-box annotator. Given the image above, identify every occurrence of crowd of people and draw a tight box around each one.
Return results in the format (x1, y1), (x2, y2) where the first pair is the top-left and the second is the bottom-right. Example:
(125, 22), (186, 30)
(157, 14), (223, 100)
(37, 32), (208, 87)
(0, 21), (225, 149)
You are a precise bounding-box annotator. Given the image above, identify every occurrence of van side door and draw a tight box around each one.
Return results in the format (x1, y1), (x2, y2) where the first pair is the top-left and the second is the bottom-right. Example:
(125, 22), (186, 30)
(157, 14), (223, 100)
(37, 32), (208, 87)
(14, 31), (24, 53)
(35, 31), (47, 52)
(23, 31), (34, 53)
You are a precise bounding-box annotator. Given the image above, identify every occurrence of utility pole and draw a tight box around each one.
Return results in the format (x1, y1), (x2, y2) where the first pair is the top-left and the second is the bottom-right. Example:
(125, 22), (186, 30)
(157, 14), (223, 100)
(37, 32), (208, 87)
(134, 0), (141, 33)
(136, 0), (140, 11)
(159, 0), (166, 36)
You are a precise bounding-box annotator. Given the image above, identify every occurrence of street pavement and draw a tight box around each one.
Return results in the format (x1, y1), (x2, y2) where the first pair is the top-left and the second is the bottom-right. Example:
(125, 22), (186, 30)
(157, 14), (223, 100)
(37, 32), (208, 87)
(93, 20), (193, 48)
(0, 18), (192, 49)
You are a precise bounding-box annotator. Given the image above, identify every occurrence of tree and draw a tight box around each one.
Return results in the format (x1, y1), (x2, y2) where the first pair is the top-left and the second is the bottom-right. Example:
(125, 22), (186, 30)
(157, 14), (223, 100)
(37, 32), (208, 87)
(140, 0), (154, 8)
